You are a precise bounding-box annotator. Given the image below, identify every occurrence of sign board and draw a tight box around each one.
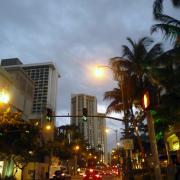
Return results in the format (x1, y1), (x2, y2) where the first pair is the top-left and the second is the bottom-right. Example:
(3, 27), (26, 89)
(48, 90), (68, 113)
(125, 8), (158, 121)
(167, 134), (179, 151)
(123, 139), (134, 150)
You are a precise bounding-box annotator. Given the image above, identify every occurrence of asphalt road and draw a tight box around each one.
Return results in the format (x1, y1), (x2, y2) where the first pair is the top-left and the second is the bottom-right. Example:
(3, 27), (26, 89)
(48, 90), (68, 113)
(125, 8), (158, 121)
(71, 175), (122, 180)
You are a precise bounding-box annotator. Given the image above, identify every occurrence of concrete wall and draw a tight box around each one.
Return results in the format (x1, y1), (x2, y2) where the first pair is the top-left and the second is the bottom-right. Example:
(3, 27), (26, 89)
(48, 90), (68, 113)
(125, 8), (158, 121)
(22, 162), (49, 180)
(0, 66), (34, 120)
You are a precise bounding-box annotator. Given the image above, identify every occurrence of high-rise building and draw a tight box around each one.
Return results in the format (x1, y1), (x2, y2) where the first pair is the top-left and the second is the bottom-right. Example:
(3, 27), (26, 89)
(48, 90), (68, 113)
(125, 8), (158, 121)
(1, 58), (60, 131)
(96, 113), (108, 163)
(71, 94), (97, 146)
(22, 62), (60, 120)
(0, 64), (34, 120)
(71, 94), (107, 162)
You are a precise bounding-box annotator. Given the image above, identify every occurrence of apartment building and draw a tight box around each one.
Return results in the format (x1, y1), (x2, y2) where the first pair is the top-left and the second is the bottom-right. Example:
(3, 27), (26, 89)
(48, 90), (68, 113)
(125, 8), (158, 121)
(71, 94), (108, 162)
(0, 64), (34, 120)
(1, 58), (60, 120)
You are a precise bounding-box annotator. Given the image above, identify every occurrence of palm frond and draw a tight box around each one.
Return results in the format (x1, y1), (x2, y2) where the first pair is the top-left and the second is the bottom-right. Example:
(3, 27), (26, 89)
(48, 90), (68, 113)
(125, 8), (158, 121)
(122, 45), (134, 60)
(110, 57), (132, 70)
(172, 0), (180, 6)
(153, 0), (164, 19)
(104, 88), (122, 101)
(138, 37), (154, 47)
(151, 23), (180, 41)
(154, 47), (180, 66)
(106, 103), (124, 114)
(145, 43), (163, 62)
(157, 14), (180, 27)
(127, 37), (136, 49)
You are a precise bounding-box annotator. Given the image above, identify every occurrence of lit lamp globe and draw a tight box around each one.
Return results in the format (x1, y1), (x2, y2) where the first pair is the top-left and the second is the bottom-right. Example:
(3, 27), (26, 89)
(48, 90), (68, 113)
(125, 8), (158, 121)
(94, 67), (104, 77)
(0, 89), (10, 104)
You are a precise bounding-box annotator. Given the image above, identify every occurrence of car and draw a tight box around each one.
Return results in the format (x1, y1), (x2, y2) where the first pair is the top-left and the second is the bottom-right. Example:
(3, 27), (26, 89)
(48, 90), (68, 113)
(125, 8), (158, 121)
(83, 169), (102, 180)
(52, 170), (71, 180)
(77, 168), (86, 176)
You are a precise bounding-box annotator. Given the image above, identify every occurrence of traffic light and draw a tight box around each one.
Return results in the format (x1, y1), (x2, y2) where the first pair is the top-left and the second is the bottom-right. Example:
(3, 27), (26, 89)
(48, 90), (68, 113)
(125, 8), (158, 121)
(142, 90), (150, 110)
(82, 108), (88, 122)
(46, 108), (53, 122)
(141, 85), (159, 111)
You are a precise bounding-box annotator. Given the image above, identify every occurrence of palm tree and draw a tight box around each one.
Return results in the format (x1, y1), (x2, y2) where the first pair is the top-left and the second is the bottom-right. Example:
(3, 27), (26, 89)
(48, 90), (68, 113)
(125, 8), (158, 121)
(153, 0), (180, 18)
(104, 84), (146, 158)
(105, 36), (163, 180)
(152, 0), (180, 43)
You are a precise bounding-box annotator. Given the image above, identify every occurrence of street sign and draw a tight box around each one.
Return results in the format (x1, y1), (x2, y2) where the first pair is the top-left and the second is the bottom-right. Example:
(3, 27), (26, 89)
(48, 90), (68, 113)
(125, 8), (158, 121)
(123, 139), (134, 150)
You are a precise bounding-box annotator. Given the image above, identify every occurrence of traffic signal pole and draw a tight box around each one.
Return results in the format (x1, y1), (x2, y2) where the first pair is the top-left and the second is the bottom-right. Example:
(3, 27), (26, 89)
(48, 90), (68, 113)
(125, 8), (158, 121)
(52, 115), (123, 122)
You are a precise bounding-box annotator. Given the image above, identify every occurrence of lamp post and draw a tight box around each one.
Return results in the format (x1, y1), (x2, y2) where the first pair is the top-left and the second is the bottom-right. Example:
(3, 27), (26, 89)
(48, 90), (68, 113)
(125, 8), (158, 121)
(105, 128), (119, 148)
(74, 145), (80, 175)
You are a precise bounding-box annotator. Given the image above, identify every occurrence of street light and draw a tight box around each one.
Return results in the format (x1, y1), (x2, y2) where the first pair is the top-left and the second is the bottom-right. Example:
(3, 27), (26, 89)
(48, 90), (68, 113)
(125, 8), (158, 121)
(45, 124), (52, 130)
(105, 128), (119, 148)
(0, 89), (10, 104)
(74, 145), (80, 175)
(75, 145), (80, 151)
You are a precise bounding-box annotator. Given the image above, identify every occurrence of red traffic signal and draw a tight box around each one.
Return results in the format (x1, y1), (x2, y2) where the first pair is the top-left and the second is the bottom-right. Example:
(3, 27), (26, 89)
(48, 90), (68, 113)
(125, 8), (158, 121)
(142, 91), (150, 110)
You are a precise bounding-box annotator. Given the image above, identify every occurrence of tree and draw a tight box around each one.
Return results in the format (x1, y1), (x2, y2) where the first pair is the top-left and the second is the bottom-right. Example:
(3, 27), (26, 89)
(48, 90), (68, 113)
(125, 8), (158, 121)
(105, 36), (163, 180)
(0, 116), (42, 180)
(152, 0), (180, 43)
(104, 84), (146, 157)
(53, 125), (88, 171)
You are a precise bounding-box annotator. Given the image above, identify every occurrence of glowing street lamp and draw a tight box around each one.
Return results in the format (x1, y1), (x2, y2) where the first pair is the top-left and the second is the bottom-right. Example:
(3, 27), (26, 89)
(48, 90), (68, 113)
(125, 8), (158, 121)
(0, 89), (10, 104)
(94, 67), (104, 77)
(75, 145), (80, 151)
(105, 128), (110, 133)
(45, 124), (51, 130)
(74, 145), (80, 175)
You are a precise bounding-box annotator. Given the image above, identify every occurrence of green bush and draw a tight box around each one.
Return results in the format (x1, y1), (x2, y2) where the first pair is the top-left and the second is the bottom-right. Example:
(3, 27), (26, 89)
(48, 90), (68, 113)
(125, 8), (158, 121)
(0, 176), (16, 180)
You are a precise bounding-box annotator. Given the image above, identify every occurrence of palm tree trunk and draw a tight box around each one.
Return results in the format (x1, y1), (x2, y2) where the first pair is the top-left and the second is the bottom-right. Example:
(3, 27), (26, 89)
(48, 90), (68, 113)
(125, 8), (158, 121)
(146, 111), (162, 180)
(124, 117), (133, 180)
(134, 128), (145, 157)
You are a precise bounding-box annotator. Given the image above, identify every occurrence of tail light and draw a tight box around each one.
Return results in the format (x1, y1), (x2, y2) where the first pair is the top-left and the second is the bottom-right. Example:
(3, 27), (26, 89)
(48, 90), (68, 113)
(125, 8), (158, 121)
(95, 174), (100, 178)
(83, 174), (87, 177)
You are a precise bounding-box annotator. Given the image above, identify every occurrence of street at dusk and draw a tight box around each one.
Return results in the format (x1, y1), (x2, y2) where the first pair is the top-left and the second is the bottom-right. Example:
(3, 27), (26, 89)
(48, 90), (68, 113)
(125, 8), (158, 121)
(0, 0), (180, 180)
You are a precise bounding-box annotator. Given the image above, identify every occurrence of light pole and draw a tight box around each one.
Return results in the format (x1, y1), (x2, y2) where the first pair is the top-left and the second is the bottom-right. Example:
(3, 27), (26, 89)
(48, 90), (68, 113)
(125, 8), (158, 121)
(74, 145), (80, 175)
(105, 128), (119, 148)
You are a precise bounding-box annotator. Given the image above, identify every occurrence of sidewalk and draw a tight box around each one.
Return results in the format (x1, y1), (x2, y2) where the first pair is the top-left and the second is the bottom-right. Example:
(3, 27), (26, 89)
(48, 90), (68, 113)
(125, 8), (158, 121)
(71, 175), (81, 180)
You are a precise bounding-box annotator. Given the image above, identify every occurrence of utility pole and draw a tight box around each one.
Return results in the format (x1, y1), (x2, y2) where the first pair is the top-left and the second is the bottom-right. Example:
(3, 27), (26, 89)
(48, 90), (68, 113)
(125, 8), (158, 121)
(142, 91), (162, 180)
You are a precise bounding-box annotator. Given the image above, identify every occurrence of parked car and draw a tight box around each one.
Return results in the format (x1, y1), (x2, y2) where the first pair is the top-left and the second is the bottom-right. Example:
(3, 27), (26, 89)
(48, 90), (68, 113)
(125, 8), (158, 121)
(52, 170), (71, 180)
(78, 168), (86, 176)
(83, 169), (102, 180)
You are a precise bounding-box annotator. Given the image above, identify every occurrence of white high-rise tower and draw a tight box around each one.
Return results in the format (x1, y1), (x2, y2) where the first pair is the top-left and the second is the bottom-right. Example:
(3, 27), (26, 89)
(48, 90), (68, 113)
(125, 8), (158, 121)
(71, 93), (108, 163)
(1, 58), (60, 122)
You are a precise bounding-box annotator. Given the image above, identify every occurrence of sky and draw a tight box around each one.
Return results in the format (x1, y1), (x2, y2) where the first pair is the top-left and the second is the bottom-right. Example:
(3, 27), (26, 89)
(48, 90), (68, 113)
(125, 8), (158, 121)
(0, 0), (179, 151)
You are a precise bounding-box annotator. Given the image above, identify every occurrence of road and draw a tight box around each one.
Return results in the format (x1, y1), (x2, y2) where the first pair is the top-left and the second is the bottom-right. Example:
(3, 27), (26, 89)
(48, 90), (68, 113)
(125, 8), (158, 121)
(71, 175), (122, 180)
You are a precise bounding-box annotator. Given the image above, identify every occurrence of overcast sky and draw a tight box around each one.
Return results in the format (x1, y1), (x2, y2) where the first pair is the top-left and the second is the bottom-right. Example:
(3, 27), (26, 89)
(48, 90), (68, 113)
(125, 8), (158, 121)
(0, 0), (179, 150)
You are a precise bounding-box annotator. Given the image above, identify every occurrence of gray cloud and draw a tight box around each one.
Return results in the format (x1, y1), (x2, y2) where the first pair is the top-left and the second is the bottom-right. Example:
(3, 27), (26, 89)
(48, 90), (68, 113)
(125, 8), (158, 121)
(0, 0), (178, 132)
